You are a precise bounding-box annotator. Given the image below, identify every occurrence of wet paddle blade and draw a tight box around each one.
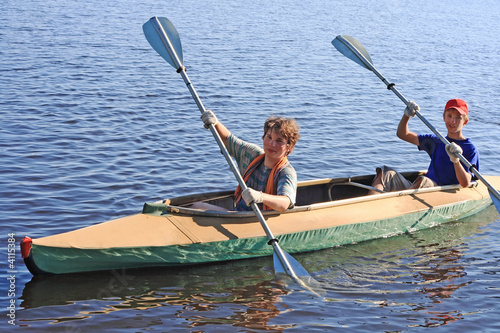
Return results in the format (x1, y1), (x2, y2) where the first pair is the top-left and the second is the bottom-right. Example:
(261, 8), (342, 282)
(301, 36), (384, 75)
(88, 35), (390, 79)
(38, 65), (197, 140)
(273, 251), (325, 296)
(490, 188), (500, 213)
(273, 251), (310, 277)
(332, 35), (373, 71)
(143, 17), (183, 68)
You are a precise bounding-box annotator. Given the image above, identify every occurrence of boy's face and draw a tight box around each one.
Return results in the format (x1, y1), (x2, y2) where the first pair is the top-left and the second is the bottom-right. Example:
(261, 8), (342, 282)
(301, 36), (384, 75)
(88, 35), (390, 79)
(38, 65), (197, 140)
(263, 128), (290, 163)
(443, 109), (467, 136)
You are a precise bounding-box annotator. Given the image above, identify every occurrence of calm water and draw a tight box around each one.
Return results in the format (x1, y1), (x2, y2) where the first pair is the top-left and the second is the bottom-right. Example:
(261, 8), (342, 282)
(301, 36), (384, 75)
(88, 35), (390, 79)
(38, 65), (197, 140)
(1, 0), (499, 331)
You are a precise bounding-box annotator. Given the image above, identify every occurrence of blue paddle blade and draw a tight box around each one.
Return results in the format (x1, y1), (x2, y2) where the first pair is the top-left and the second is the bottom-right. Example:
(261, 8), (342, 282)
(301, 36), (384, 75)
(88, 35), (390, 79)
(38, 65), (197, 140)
(490, 189), (500, 213)
(273, 251), (325, 296)
(273, 251), (310, 277)
(332, 35), (373, 71)
(143, 17), (183, 68)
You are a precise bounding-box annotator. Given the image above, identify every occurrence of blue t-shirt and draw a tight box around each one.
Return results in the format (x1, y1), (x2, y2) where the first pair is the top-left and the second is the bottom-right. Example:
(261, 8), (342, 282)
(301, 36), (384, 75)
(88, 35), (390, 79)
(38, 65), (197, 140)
(418, 134), (479, 186)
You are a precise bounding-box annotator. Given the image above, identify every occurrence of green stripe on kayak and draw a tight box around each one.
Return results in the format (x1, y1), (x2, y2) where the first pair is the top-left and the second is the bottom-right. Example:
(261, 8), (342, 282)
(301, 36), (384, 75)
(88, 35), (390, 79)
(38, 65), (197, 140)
(31, 198), (490, 274)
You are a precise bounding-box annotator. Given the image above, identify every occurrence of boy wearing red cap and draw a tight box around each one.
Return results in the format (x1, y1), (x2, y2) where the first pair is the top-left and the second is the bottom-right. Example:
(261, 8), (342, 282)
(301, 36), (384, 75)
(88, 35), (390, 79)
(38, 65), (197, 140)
(370, 98), (479, 193)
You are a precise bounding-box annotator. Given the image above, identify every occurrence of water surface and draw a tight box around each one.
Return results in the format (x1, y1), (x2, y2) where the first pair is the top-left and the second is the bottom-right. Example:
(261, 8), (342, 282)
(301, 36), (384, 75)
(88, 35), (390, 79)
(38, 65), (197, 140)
(1, 0), (499, 331)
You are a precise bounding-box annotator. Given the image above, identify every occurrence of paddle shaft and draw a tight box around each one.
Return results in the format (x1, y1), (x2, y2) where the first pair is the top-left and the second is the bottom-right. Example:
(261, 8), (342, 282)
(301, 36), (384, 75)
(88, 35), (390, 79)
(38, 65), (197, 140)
(148, 17), (299, 279)
(335, 36), (500, 204)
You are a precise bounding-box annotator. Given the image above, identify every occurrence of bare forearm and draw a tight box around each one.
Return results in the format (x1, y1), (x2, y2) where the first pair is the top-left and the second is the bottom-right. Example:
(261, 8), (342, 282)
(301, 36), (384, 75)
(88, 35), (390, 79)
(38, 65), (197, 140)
(261, 193), (292, 212)
(397, 115), (419, 145)
(213, 121), (231, 146)
(454, 161), (472, 187)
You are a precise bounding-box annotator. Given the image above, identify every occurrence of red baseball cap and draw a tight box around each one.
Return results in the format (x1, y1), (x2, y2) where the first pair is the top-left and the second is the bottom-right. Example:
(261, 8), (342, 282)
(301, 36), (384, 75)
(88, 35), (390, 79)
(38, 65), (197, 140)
(444, 98), (469, 115)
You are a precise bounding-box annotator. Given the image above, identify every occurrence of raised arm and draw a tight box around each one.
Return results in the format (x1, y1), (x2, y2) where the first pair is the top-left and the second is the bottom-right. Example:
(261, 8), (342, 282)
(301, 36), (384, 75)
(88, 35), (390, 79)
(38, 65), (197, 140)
(397, 101), (420, 146)
(201, 110), (230, 147)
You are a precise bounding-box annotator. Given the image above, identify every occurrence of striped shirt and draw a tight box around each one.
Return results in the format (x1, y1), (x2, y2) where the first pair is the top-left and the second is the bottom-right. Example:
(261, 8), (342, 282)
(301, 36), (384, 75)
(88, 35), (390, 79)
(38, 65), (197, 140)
(226, 133), (297, 211)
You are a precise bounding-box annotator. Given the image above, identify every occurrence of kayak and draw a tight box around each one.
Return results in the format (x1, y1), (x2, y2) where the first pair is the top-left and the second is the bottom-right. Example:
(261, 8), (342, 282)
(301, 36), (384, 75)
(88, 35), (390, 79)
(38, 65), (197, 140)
(21, 171), (500, 276)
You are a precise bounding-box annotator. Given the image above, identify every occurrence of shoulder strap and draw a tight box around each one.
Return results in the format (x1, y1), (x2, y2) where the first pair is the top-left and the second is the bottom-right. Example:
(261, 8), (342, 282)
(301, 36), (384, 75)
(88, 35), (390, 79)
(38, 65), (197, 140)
(234, 155), (289, 210)
(234, 154), (265, 205)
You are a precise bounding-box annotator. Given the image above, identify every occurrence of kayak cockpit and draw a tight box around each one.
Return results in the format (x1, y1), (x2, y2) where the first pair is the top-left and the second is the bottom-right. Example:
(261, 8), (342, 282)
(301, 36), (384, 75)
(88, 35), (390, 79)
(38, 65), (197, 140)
(144, 171), (432, 217)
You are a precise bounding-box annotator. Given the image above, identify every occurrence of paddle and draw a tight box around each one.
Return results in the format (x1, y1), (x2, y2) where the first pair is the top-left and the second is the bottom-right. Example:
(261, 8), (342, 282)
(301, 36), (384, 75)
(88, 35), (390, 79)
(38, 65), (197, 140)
(331, 35), (500, 213)
(143, 16), (319, 288)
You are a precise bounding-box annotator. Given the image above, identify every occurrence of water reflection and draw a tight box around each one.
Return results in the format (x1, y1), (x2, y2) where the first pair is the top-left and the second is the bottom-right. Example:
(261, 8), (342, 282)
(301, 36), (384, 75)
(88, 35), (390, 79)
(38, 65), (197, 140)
(317, 205), (498, 329)
(412, 245), (467, 327)
(20, 260), (290, 330)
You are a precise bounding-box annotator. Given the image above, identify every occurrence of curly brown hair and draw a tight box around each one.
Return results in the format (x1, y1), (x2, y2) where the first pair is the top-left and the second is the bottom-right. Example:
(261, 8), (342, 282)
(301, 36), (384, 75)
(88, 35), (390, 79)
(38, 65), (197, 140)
(262, 116), (300, 153)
